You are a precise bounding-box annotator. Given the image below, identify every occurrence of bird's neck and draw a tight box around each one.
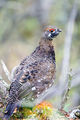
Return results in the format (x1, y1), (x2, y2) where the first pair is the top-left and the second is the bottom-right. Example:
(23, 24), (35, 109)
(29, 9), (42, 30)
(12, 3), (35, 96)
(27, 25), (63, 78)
(32, 38), (55, 63)
(38, 38), (56, 64)
(39, 38), (54, 52)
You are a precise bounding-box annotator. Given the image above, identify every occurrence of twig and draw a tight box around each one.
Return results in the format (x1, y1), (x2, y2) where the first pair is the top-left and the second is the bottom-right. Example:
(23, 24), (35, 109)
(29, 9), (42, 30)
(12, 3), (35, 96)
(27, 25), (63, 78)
(1, 59), (11, 81)
(60, 69), (72, 110)
(0, 75), (9, 93)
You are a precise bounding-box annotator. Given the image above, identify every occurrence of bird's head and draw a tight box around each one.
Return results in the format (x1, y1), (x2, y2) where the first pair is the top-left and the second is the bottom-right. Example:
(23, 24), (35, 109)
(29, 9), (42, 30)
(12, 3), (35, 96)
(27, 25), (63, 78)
(42, 26), (62, 40)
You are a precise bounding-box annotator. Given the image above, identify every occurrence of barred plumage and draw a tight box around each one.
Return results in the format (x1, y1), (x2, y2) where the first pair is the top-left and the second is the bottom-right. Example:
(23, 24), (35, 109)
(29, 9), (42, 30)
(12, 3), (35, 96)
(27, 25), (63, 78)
(4, 26), (61, 120)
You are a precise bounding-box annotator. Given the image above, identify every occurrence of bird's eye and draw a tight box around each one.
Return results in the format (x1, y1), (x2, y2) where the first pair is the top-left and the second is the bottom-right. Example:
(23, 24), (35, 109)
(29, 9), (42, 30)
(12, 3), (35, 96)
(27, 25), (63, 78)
(49, 28), (55, 32)
(51, 30), (53, 32)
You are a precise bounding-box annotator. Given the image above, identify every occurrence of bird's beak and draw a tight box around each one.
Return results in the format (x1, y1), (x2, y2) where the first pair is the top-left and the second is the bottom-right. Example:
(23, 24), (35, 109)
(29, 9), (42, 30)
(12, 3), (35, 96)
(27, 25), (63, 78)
(55, 28), (62, 36)
(57, 29), (62, 32)
(52, 29), (62, 37)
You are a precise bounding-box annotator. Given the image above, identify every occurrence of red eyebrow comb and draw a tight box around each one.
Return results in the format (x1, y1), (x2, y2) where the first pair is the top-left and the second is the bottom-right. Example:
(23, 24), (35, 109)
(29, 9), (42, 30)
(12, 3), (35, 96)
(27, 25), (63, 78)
(49, 28), (55, 32)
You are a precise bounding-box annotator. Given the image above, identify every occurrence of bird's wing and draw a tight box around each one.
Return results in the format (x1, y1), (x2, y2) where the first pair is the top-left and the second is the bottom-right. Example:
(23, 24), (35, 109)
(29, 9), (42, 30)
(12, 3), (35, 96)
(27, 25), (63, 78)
(9, 58), (55, 102)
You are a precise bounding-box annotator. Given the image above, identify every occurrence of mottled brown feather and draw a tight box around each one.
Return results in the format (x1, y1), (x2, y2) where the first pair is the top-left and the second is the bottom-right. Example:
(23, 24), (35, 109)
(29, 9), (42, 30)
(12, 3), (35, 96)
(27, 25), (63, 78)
(7, 37), (56, 104)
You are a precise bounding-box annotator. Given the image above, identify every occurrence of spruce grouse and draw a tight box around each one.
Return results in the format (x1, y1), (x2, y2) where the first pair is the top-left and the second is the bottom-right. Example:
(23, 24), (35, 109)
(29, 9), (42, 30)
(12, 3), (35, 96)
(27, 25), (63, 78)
(4, 26), (61, 119)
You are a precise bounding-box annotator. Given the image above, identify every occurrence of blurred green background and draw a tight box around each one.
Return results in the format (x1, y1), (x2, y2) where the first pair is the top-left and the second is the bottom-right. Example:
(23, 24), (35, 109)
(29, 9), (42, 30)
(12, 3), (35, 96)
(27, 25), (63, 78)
(0, 0), (80, 110)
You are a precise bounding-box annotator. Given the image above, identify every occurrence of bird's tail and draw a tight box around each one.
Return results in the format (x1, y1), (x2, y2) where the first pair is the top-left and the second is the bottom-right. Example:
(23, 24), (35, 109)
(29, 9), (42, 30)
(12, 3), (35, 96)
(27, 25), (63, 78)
(4, 103), (17, 120)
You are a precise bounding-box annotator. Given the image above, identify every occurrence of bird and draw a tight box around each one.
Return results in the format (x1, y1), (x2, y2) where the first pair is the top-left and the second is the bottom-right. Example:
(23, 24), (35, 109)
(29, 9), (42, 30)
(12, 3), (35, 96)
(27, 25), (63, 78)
(4, 26), (61, 120)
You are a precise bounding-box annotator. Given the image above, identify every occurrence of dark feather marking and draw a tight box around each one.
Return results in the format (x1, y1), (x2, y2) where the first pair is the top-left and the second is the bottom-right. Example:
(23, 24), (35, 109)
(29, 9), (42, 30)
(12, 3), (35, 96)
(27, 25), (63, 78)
(5, 38), (56, 120)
